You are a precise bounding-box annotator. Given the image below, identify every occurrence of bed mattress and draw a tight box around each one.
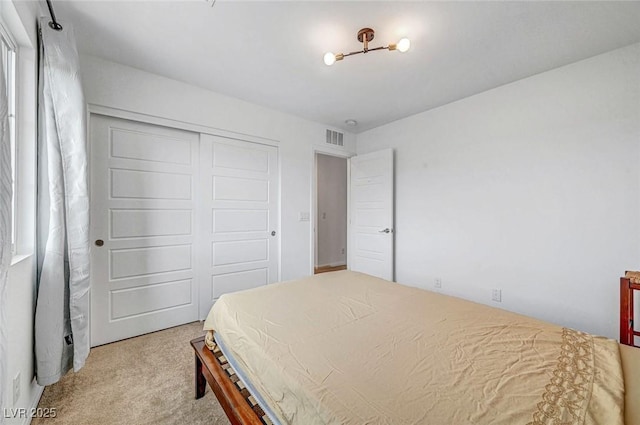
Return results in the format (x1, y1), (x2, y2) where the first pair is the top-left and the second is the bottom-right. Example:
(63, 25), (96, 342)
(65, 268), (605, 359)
(204, 271), (625, 425)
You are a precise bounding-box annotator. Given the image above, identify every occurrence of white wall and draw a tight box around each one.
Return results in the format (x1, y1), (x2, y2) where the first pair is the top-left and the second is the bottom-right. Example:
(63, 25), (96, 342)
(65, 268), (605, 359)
(79, 54), (356, 282)
(316, 154), (347, 267)
(3, 0), (41, 423)
(357, 43), (640, 339)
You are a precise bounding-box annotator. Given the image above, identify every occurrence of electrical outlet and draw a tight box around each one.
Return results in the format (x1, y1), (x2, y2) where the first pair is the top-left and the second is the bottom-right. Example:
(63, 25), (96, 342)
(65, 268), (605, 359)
(434, 278), (442, 289)
(492, 289), (502, 303)
(13, 372), (20, 404)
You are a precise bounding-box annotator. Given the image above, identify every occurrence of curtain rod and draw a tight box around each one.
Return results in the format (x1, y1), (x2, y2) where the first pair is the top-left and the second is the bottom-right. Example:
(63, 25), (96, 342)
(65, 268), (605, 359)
(46, 0), (63, 31)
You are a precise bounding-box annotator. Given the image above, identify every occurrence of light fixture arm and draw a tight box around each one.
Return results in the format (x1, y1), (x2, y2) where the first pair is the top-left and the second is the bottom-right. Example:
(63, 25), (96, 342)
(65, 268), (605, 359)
(342, 45), (391, 59)
(336, 44), (396, 60)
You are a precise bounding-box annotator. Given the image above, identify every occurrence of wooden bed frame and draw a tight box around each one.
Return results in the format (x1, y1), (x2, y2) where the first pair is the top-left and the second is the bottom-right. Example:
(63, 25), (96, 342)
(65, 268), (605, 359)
(191, 336), (263, 425)
(193, 279), (640, 425)
(620, 275), (640, 347)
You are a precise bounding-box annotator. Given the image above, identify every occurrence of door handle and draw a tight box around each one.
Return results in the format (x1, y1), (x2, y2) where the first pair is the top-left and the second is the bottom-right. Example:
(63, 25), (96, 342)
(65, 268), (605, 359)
(95, 239), (104, 247)
(271, 231), (276, 236)
(378, 228), (391, 234)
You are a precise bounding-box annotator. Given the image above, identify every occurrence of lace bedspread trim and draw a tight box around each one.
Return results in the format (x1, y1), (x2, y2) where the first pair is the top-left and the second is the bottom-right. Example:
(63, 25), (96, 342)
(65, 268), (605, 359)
(527, 328), (595, 425)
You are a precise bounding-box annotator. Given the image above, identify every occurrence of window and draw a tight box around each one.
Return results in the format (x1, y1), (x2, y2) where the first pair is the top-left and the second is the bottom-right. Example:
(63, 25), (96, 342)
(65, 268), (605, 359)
(1, 24), (17, 252)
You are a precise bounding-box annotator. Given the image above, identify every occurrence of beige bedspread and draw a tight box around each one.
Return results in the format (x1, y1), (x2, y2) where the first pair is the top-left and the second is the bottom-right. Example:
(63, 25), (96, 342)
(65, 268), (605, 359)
(203, 271), (625, 425)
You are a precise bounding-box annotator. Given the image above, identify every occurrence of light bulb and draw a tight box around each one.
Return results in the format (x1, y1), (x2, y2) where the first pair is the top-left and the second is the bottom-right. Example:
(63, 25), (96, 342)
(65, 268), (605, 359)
(324, 52), (336, 66)
(397, 38), (411, 53)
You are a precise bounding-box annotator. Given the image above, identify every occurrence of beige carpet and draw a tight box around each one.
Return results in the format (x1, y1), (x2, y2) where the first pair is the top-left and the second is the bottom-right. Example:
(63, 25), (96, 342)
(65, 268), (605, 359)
(33, 322), (231, 425)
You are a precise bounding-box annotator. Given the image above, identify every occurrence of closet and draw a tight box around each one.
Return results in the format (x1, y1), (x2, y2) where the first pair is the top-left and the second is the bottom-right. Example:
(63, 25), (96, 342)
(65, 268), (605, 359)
(89, 114), (279, 346)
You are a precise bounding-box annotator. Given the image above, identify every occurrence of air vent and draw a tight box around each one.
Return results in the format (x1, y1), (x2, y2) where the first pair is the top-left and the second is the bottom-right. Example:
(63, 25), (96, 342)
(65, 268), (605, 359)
(325, 129), (344, 147)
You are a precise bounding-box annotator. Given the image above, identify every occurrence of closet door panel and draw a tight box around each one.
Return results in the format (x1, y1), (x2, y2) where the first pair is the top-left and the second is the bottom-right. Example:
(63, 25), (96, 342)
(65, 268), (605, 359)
(199, 134), (279, 318)
(90, 115), (199, 346)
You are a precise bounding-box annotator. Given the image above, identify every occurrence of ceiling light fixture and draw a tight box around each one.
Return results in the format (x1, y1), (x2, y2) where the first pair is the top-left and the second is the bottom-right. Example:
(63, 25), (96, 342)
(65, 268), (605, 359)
(324, 28), (410, 66)
(345, 119), (358, 126)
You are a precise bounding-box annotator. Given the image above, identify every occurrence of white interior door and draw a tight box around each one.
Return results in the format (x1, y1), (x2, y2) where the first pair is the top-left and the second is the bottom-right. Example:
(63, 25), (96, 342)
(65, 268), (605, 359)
(349, 148), (394, 281)
(90, 115), (199, 346)
(199, 134), (279, 318)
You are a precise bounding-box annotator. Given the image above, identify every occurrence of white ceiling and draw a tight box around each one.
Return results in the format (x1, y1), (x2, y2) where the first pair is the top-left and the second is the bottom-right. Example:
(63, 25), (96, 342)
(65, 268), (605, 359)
(54, 1), (640, 133)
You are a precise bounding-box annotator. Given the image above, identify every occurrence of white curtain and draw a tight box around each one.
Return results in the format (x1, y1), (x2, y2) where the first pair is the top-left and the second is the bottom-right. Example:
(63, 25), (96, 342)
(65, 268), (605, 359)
(0, 35), (14, 425)
(35, 18), (90, 386)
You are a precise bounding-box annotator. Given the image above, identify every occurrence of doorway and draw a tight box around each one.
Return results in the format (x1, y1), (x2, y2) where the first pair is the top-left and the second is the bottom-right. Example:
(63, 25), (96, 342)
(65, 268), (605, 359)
(314, 153), (348, 274)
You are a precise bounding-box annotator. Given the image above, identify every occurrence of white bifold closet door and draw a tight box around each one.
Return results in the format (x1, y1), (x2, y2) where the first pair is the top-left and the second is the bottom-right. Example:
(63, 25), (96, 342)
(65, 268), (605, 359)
(198, 134), (279, 318)
(90, 115), (280, 346)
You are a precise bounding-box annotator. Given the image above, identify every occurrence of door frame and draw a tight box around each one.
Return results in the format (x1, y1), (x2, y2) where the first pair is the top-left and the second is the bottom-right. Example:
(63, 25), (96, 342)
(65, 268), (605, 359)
(310, 147), (353, 276)
(87, 104), (283, 334)
(87, 104), (281, 148)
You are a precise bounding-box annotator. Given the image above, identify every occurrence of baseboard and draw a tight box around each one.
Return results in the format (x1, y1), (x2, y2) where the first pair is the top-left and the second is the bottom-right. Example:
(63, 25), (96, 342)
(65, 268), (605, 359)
(314, 264), (348, 274)
(21, 381), (44, 425)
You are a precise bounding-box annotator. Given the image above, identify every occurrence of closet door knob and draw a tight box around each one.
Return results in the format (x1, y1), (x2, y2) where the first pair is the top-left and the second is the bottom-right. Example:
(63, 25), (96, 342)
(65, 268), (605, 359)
(95, 239), (104, 247)
(271, 231), (276, 236)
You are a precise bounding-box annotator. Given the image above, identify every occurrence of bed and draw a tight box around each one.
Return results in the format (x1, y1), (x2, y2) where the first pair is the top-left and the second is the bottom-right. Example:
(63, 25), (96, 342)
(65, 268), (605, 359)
(192, 271), (640, 425)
